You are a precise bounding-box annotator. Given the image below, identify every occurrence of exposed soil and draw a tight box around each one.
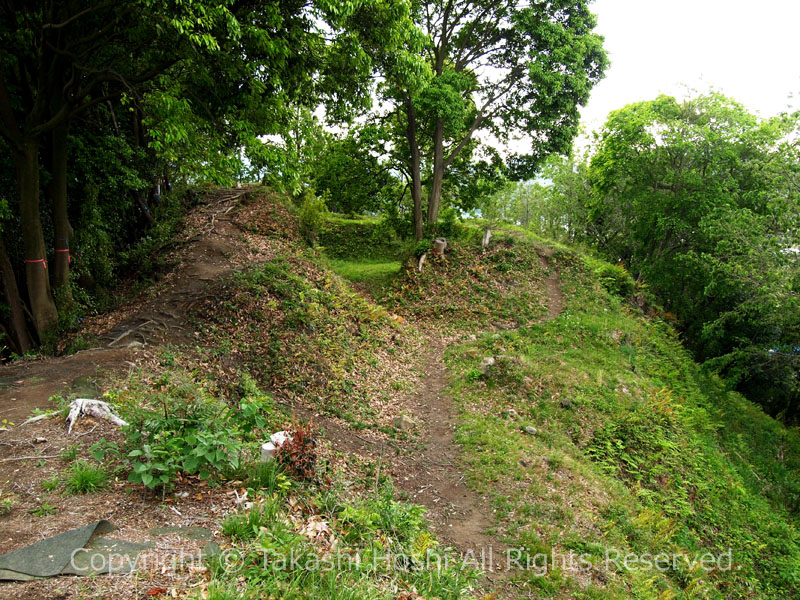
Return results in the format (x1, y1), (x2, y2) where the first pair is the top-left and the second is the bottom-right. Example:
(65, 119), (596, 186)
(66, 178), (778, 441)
(392, 335), (509, 576)
(0, 348), (133, 425)
(0, 190), (566, 599)
(0, 187), (277, 425)
(540, 248), (565, 320)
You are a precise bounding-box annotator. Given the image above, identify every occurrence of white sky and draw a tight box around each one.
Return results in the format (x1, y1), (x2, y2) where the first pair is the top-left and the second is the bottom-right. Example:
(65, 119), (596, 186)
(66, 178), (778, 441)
(579, 0), (800, 141)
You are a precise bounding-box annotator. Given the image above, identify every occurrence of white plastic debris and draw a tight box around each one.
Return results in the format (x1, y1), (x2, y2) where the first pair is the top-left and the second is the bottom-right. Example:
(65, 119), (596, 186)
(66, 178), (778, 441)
(260, 442), (277, 462)
(260, 430), (293, 462)
(270, 431), (293, 446)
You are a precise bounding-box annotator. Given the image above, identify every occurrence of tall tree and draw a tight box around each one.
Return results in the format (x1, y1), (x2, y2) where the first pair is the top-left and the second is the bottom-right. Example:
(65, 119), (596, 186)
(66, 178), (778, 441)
(588, 93), (800, 417)
(0, 0), (392, 341)
(396, 0), (607, 237)
(0, 0), (235, 336)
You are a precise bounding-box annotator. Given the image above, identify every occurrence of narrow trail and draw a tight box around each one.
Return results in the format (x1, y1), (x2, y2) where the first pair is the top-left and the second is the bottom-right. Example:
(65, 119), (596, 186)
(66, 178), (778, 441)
(390, 250), (565, 592)
(0, 189), (254, 423)
(540, 247), (565, 320)
(394, 337), (503, 560)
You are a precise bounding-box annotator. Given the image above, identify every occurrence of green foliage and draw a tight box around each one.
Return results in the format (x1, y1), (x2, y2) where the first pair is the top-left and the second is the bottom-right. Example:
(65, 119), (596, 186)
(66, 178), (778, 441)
(327, 258), (402, 298)
(222, 496), (284, 541)
(386, 232), (549, 329)
(310, 129), (398, 214)
(59, 444), (80, 462)
(318, 216), (410, 259)
(586, 92), (800, 418)
(207, 478), (476, 600)
(63, 461), (110, 495)
(115, 371), (277, 490)
(29, 501), (58, 517)
(297, 189), (331, 244)
(196, 253), (411, 430)
(42, 475), (60, 492)
(446, 247), (800, 598)
(0, 491), (15, 515)
(583, 257), (636, 299)
(242, 460), (291, 495)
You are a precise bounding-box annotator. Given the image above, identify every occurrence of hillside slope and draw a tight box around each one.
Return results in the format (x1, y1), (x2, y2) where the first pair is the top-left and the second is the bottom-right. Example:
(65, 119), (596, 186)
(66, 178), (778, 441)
(0, 195), (797, 600)
(386, 230), (800, 599)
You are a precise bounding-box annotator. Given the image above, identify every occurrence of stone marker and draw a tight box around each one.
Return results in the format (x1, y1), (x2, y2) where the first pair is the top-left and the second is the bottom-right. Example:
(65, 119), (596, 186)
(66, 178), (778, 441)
(393, 414), (415, 431)
(479, 356), (495, 374)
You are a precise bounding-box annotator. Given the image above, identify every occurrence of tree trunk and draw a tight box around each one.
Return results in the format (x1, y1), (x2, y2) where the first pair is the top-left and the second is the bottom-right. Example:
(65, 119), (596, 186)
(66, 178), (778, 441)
(405, 97), (424, 241)
(0, 233), (33, 353)
(427, 117), (445, 225)
(48, 123), (73, 296)
(16, 139), (58, 338)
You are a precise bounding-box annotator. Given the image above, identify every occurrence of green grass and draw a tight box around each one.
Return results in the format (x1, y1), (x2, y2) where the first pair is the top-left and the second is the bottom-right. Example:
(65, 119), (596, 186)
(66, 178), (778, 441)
(59, 444), (80, 462)
(63, 460), (110, 494)
(327, 257), (402, 297)
(42, 474), (60, 492)
(29, 501), (58, 517)
(206, 480), (477, 600)
(441, 243), (800, 598)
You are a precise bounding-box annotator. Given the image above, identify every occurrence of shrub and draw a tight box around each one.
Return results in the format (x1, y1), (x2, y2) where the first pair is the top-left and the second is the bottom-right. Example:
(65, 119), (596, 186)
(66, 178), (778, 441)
(274, 422), (318, 482)
(118, 372), (275, 490)
(298, 189), (330, 244)
(585, 257), (636, 299)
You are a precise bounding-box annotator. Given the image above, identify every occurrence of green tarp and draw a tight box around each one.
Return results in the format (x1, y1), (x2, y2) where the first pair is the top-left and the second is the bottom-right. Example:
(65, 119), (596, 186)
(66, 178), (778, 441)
(0, 520), (152, 581)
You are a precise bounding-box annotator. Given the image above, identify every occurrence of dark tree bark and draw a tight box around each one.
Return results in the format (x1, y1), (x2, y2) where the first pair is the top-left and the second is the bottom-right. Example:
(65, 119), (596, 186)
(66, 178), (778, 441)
(427, 117), (445, 225)
(48, 123), (74, 295)
(15, 140), (58, 337)
(0, 233), (34, 353)
(405, 96), (424, 241)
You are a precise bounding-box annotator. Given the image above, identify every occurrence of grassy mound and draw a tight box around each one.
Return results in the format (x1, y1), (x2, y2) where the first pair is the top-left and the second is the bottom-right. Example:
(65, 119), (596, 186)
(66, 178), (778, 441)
(192, 249), (420, 432)
(442, 246), (800, 598)
(385, 232), (551, 329)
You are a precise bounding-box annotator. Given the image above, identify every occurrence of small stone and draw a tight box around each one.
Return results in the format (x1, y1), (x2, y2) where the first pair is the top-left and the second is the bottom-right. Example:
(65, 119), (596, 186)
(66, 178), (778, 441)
(479, 356), (496, 374)
(33, 436), (47, 444)
(560, 397), (572, 409)
(507, 408), (520, 419)
(468, 334), (477, 341)
(523, 426), (537, 435)
(393, 415), (415, 431)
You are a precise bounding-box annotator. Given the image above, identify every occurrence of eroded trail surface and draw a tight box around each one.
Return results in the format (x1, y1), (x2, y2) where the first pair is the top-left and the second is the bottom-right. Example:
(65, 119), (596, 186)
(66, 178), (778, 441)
(0, 189), (261, 424)
(394, 336), (510, 579)
(394, 251), (566, 594)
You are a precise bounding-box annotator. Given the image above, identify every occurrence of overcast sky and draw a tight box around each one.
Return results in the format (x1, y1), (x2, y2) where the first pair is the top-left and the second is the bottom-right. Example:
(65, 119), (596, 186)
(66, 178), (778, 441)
(579, 0), (800, 140)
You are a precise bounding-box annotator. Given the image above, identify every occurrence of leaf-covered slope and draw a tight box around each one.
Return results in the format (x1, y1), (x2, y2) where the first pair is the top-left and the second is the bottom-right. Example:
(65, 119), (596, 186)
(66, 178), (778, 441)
(385, 232), (552, 329)
(389, 231), (800, 598)
(188, 198), (423, 433)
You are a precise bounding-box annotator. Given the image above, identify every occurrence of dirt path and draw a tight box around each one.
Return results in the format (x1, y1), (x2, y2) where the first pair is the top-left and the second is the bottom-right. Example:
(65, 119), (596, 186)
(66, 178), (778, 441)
(393, 250), (565, 591)
(0, 190), (257, 424)
(394, 337), (504, 562)
(540, 248), (565, 320)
